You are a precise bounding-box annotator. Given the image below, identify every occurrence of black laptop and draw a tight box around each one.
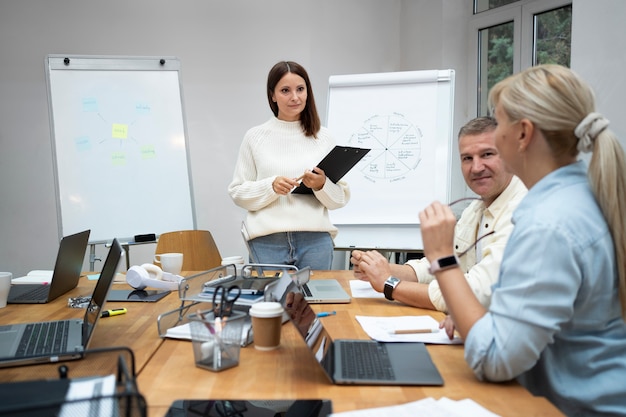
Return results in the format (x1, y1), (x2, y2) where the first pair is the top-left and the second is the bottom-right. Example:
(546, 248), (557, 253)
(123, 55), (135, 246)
(8, 229), (90, 304)
(300, 318), (443, 386)
(0, 239), (122, 368)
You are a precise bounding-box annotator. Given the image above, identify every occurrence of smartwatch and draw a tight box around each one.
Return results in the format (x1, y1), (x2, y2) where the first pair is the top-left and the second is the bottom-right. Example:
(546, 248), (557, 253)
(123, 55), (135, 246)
(383, 276), (401, 301)
(428, 255), (460, 274)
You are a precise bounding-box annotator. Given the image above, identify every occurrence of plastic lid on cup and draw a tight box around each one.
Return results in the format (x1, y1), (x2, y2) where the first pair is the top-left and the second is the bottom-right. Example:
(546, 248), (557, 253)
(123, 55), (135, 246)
(249, 301), (284, 318)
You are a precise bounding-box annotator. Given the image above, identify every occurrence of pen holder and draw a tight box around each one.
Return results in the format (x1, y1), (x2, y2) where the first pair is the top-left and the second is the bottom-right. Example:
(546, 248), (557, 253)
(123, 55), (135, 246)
(189, 309), (246, 372)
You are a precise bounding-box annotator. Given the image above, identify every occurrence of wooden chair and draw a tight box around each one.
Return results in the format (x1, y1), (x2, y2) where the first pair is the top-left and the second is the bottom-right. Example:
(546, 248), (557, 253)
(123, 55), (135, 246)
(154, 230), (222, 272)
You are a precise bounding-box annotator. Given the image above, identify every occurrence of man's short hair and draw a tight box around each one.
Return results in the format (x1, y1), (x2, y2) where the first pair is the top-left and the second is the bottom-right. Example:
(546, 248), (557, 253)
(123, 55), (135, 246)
(458, 116), (497, 139)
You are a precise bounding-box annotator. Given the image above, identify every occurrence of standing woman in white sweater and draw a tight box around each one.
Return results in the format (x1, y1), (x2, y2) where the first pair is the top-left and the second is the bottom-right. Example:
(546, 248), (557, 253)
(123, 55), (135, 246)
(228, 61), (350, 270)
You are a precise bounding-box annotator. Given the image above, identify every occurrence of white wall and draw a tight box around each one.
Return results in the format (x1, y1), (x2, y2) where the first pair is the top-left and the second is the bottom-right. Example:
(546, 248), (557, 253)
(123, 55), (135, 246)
(400, 1), (473, 199)
(571, 0), (626, 148)
(3, 0), (619, 276)
(0, 0), (441, 275)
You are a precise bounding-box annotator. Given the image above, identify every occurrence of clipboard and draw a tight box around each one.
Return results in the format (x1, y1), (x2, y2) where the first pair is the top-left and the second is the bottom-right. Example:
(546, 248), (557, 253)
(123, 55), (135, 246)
(292, 145), (370, 194)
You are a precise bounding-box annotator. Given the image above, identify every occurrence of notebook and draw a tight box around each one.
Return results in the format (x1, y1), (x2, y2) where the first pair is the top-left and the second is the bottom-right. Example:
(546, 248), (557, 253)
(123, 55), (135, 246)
(0, 238), (122, 368)
(288, 267), (351, 304)
(300, 318), (443, 386)
(8, 229), (91, 304)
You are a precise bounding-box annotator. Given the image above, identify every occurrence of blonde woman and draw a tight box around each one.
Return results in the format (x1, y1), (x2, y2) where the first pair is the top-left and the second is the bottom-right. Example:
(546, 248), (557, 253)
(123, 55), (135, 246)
(420, 65), (626, 416)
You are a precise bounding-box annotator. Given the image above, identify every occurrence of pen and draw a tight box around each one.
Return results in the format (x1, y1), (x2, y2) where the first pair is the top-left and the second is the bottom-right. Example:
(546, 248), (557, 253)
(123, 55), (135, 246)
(392, 328), (438, 334)
(316, 311), (336, 318)
(101, 308), (127, 318)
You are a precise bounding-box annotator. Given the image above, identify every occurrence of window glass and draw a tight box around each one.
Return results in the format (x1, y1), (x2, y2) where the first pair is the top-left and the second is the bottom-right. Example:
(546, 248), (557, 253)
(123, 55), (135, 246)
(470, 0), (572, 117)
(475, 0), (518, 14)
(478, 21), (514, 116)
(534, 5), (572, 66)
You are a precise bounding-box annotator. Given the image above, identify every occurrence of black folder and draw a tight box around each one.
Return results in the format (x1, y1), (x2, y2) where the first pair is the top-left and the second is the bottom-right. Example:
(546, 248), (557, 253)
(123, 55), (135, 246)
(292, 145), (370, 194)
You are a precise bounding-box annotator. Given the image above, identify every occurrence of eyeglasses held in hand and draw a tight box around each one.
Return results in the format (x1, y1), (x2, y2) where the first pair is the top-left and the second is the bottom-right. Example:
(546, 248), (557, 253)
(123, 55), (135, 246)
(448, 197), (495, 258)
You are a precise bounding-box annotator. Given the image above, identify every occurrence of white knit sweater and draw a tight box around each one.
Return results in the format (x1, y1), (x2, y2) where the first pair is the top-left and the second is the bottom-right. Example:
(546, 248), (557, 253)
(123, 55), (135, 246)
(228, 118), (350, 240)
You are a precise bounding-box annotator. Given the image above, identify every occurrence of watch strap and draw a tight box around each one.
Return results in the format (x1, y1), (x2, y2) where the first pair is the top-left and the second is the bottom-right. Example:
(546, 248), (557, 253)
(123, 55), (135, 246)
(428, 255), (460, 274)
(383, 276), (401, 301)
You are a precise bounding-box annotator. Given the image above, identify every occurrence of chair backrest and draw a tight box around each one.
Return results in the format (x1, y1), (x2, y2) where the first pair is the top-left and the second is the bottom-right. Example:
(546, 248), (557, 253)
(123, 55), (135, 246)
(155, 230), (222, 272)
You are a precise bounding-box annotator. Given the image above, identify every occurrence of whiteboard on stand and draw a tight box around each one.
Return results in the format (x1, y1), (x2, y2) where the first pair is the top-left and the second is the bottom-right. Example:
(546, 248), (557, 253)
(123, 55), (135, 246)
(326, 69), (456, 251)
(45, 55), (196, 244)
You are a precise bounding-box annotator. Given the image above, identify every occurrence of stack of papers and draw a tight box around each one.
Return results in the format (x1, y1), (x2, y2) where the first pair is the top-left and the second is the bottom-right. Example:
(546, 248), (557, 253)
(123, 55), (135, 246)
(349, 280), (385, 298)
(164, 323), (193, 340)
(60, 374), (116, 417)
(196, 287), (265, 306)
(355, 315), (463, 345)
(164, 321), (253, 346)
(11, 270), (54, 284)
(329, 397), (501, 417)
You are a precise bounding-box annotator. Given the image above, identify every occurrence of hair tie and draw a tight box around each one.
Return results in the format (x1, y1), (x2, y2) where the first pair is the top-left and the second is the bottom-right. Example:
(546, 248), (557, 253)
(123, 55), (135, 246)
(574, 112), (609, 153)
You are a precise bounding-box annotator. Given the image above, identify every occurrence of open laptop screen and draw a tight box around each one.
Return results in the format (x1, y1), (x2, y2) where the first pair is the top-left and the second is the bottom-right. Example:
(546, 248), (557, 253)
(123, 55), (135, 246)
(82, 239), (122, 348)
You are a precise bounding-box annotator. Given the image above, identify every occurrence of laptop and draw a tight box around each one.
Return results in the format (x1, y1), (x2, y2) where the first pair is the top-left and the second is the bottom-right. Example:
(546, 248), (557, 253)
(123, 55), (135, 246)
(287, 267), (351, 304)
(8, 229), (90, 304)
(0, 238), (123, 368)
(299, 317), (443, 386)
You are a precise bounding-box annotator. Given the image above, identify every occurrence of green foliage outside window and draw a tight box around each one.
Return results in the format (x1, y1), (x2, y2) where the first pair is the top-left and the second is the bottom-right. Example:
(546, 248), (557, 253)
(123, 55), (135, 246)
(485, 5), (571, 95)
(475, 2), (572, 116)
(534, 6), (572, 66)
(486, 23), (514, 96)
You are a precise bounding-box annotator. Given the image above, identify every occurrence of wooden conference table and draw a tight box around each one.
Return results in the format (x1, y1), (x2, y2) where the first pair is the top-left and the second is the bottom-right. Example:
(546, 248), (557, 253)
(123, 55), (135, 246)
(0, 270), (564, 417)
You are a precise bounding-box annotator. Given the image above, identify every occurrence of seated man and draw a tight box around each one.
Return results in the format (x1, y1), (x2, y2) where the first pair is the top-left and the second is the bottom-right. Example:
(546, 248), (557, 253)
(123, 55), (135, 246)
(351, 117), (526, 312)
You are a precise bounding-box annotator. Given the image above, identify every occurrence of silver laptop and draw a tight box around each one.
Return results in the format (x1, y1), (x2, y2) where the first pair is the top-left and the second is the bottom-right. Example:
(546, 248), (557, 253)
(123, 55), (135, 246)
(288, 267), (351, 304)
(0, 238), (122, 368)
(300, 318), (443, 386)
(8, 229), (90, 304)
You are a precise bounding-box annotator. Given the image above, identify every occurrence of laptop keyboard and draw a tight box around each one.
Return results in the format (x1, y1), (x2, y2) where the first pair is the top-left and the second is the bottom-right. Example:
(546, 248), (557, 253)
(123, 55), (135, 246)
(16, 321), (71, 357)
(340, 340), (395, 380)
(302, 284), (313, 297)
(10, 285), (50, 301)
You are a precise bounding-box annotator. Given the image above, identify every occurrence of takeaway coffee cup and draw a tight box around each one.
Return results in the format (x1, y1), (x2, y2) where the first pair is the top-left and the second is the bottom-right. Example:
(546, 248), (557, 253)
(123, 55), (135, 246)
(154, 253), (183, 275)
(249, 302), (284, 351)
(0, 272), (12, 309)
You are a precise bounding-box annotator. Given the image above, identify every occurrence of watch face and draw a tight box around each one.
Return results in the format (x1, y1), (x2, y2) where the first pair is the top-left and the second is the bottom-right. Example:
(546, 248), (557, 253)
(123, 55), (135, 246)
(384, 276), (400, 301)
(387, 277), (400, 286)
(439, 256), (458, 268)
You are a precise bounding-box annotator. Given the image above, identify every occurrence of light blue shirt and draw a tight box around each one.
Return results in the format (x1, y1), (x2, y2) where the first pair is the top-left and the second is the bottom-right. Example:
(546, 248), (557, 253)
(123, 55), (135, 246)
(465, 161), (626, 416)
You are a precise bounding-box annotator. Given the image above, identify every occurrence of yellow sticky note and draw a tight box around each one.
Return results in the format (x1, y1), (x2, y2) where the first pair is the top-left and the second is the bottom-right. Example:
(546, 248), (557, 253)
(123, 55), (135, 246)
(112, 123), (128, 139)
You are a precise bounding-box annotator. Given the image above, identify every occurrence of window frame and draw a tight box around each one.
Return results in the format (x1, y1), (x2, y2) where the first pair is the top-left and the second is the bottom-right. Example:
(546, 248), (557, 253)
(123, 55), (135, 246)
(468, 0), (572, 117)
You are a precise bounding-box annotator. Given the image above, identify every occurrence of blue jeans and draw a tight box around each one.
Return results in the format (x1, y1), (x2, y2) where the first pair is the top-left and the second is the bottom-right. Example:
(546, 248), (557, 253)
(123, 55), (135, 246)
(247, 231), (333, 270)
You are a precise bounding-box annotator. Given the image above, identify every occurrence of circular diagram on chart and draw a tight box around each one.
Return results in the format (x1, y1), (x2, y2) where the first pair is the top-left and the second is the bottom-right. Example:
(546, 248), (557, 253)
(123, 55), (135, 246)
(348, 113), (422, 182)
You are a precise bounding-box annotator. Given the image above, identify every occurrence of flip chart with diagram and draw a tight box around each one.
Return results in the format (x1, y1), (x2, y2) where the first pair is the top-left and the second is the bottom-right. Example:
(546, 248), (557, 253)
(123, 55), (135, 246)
(326, 70), (456, 249)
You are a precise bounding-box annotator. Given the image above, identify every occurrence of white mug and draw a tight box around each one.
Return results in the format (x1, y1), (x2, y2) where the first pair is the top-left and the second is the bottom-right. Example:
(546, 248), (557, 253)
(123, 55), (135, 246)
(154, 253), (184, 275)
(0, 272), (12, 309)
(221, 255), (245, 275)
